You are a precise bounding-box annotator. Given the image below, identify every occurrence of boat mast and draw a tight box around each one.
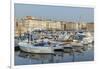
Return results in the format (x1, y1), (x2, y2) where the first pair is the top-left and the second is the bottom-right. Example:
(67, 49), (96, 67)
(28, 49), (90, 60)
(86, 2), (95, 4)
(27, 20), (30, 43)
(27, 19), (33, 44)
(18, 18), (22, 40)
(78, 16), (81, 32)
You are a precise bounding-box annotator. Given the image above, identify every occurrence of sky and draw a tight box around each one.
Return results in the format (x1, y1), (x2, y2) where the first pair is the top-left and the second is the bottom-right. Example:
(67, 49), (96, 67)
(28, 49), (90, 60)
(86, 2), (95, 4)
(15, 3), (94, 22)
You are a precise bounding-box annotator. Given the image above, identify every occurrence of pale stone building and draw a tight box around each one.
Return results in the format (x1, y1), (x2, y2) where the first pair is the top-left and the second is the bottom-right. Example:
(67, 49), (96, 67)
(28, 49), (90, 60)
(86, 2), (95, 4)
(15, 16), (94, 37)
(86, 22), (94, 31)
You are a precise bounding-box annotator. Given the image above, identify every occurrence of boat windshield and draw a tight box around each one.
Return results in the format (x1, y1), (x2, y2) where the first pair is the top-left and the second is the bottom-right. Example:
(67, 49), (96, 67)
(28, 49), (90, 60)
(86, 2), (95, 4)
(74, 35), (86, 40)
(34, 42), (47, 46)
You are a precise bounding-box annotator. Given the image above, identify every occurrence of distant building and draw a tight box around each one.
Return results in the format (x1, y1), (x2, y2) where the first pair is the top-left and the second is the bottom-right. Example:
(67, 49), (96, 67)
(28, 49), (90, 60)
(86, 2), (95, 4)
(86, 22), (94, 31)
(15, 16), (94, 36)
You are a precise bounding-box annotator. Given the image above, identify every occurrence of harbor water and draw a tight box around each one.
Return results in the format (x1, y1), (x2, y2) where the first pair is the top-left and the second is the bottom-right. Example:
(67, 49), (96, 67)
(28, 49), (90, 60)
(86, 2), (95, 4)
(15, 44), (94, 65)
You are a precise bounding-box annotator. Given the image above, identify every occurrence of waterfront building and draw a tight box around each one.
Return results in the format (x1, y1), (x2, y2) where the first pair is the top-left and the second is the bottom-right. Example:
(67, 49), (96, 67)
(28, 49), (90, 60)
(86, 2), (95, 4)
(15, 16), (94, 36)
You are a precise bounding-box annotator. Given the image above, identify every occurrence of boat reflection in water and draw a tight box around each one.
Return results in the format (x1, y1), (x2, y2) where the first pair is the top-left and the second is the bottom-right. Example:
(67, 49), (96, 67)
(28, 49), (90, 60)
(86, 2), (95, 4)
(15, 44), (94, 65)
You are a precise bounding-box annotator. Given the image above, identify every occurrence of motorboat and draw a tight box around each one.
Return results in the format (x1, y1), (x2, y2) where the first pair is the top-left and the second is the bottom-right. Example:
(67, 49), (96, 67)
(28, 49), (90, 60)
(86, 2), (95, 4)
(71, 40), (83, 47)
(81, 32), (94, 44)
(81, 36), (94, 44)
(77, 31), (86, 36)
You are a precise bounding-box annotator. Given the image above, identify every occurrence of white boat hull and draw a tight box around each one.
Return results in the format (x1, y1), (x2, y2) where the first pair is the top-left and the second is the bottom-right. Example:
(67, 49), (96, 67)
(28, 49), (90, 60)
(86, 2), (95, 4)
(71, 42), (83, 47)
(19, 42), (54, 53)
(82, 37), (94, 44)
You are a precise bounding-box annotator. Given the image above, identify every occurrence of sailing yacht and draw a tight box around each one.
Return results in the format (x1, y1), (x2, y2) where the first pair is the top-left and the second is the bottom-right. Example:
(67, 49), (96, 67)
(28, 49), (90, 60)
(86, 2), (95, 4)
(18, 41), (54, 53)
